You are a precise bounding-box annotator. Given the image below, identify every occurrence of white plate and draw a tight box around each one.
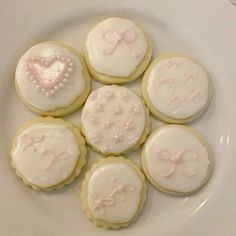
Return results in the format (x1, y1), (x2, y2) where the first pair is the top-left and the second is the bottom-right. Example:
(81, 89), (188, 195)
(1, 0), (236, 235)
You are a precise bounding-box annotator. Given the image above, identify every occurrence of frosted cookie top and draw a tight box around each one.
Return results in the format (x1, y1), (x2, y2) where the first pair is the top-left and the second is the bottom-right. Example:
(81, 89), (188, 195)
(81, 85), (146, 154)
(85, 17), (148, 77)
(142, 125), (211, 194)
(11, 122), (80, 188)
(15, 42), (86, 111)
(145, 56), (210, 120)
(87, 161), (143, 223)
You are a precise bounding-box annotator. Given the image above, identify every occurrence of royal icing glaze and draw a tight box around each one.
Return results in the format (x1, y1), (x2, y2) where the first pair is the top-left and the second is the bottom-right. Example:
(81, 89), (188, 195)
(86, 17), (148, 77)
(15, 42), (85, 111)
(146, 57), (209, 119)
(87, 162), (142, 223)
(12, 123), (80, 187)
(81, 85), (146, 154)
(143, 126), (210, 192)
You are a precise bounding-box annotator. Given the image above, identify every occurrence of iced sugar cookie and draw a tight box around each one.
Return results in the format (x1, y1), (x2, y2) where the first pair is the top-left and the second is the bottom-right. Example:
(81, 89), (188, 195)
(81, 85), (150, 155)
(141, 125), (212, 195)
(10, 117), (87, 191)
(81, 156), (146, 229)
(85, 17), (152, 84)
(15, 41), (90, 117)
(142, 54), (212, 123)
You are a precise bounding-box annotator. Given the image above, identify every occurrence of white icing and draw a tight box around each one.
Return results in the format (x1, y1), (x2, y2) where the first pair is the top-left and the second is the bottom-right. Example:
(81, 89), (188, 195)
(87, 162), (142, 223)
(81, 85), (146, 154)
(12, 123), (80, 187)
(143, 126), (210, 192)
(86, 17), (148, 77)
(146, 57), (209, 119)
(15, 42), (85, 111)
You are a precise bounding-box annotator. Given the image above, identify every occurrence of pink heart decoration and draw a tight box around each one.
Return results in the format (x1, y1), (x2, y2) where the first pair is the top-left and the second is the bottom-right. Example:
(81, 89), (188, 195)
(25, 55), (75, 96)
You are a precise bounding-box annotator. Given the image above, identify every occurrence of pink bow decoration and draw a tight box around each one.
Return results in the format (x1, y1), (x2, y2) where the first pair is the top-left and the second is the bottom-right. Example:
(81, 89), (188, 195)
(22, 135), (45, 152)
(42, 149), (69, 170)
(103, 28), (141, 57)
(156, 149), (198, 178)
(90, 178), (136, 216)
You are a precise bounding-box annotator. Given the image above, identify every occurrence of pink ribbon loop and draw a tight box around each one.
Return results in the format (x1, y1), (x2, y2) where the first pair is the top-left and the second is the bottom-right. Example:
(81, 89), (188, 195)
(103, 28), (141, 57)
(156, 149), (198, 178)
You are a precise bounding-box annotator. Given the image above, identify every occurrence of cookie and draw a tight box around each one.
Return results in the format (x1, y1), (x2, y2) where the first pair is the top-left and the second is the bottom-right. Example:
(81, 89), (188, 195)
(15, 41), (90, 117)
(141, 125), (212, 195)
(10, 117), (87, 191)
(81, 85), (150, 155)
(81, 156), (147, 229)
(85, 17), (152, 84)
(142, 54), (212, 123)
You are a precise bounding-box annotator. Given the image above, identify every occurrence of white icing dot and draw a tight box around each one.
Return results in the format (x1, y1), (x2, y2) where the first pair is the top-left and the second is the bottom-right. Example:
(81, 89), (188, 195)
(104, 119), (113, 129)
(113, 106), (123, 115)
(45, 92), (50, 97)
(94, 103), (104, 112)
(123, 119), (135, 131)
(102, 145), (110, 153)
(111, 132), (123, 143)
(90, 116), (99, 126)
(104, 91), (114, 101)
(90, 92), (97, 101)
(92, 131), (102, 143)
(50, 90), (55, 95)
(65, 73), (70, 78)
(63, 79), (68, 83)
(130, 106), (141, 115)
(128, 136), (138, 145)
(59, 83), (64, 88)
(54, 86), (59, 91)
(68, 68), (73, 73)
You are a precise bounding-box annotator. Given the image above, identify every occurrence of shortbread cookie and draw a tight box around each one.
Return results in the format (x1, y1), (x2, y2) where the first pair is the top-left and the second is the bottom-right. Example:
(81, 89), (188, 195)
(142, 54), (212, 123)
(10, 117), (87, 191)
(141, 125), (212, 195)
(15, 41), (90, 117)
(81, 156), (147, 229)
(85, 17), (152, 84)
(81, 85), (150, 155)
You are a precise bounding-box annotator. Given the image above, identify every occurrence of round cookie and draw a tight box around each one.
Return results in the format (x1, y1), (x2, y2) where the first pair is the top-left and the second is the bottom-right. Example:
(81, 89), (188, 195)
(10, 117), (87, 191)
(142, 54), (212, 123)
(81, 156), (147, 229)
(85, 17), (152, 84)
(81, 85), (150, 155)
(141, 125), (212, 195)
(15, 41), (90, 117)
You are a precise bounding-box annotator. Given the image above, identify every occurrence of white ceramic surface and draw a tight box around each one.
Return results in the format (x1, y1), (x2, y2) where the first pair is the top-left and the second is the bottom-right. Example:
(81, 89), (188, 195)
(0, 0), (236, 235)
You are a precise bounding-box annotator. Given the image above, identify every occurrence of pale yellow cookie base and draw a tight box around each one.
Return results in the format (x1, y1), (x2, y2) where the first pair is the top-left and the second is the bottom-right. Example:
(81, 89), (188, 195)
(80, 156), (147, 229)
(15, 41), (91, 117)
(142, 53), (213, 124)
(81, 94), (150, 156)
(141, 125), (213, 196)
(10, 116), (87, 191)
(84, 29), (152, 84)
